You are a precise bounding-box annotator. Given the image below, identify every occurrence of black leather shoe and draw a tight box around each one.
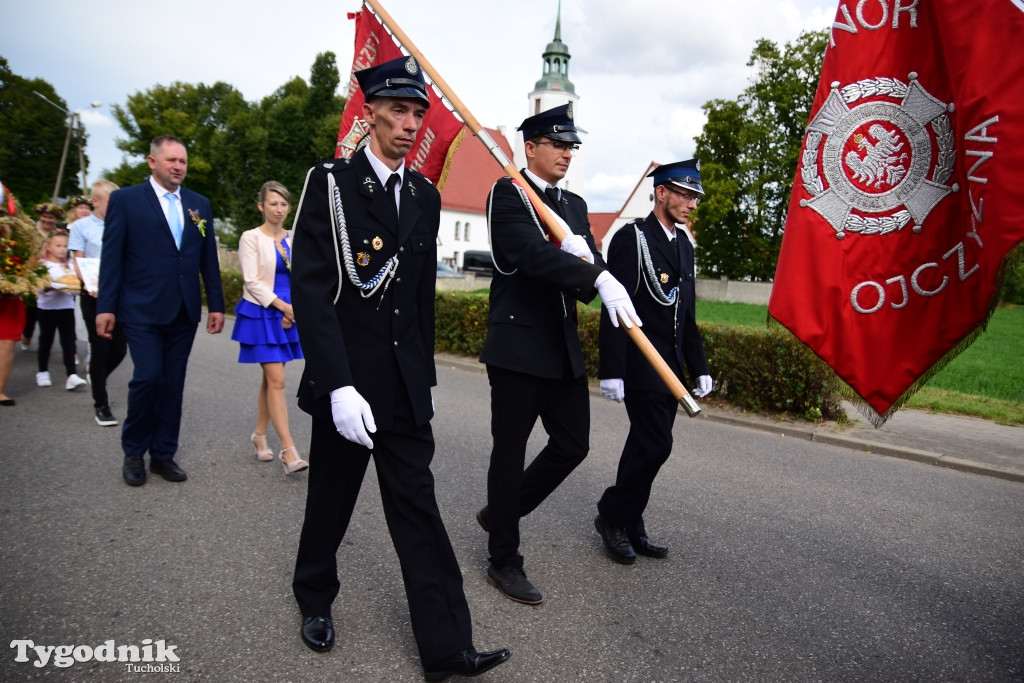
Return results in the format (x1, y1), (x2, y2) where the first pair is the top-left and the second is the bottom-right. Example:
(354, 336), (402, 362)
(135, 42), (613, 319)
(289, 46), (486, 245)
(486, 564), (542, 605)
(629, 533), (669, 558)
(424, 647), (511, 681)
(475, 507), (489, 533)
(149, 458), (187, 482)
(595, 515), (636, 564)
(122, 456), (146, 486)
(301, 616), (334, 652)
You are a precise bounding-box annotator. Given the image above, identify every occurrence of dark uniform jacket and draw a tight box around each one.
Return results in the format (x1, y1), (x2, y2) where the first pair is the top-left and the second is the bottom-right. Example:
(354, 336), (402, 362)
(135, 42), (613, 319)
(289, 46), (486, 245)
(290, 149), (438, 429)
(480, 174), (606, 379)
(598, 212), (708, 393)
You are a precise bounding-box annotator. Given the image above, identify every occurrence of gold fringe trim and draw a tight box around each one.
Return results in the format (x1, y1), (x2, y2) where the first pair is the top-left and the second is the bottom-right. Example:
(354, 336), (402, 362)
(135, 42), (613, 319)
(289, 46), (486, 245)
(435, 127), (466, 192)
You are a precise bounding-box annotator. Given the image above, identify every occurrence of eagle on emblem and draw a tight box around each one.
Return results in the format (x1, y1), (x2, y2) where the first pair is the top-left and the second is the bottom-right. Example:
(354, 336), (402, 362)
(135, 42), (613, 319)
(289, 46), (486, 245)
(845, 124), (909, 188)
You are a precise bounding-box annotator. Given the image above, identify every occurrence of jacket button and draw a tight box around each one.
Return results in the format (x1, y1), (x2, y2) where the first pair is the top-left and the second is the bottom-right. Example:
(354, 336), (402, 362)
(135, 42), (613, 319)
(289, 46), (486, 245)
(393, 341), (399, 347)
(394, 309), (400, 316)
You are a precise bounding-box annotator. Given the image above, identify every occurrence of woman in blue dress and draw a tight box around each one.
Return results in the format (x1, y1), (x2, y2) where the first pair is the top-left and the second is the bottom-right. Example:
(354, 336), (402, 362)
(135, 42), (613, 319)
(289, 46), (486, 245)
(231, 181), (308, 474)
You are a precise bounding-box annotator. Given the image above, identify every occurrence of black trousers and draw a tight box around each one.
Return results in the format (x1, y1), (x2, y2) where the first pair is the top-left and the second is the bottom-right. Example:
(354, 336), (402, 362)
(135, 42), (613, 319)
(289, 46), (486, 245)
(36, 308), (77, 377)
(597, 389), (678, 536)
(292, 398), (472, 666)
(485, 365), (590, 569)
(80, 293), (127, 409)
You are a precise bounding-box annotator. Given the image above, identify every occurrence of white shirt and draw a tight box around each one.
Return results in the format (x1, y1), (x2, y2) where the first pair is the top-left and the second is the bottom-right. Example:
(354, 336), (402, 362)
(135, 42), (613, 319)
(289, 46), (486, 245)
(524, 168), (560, 200)
(149, 176), (183, 229)
(363, 147), (403, 213)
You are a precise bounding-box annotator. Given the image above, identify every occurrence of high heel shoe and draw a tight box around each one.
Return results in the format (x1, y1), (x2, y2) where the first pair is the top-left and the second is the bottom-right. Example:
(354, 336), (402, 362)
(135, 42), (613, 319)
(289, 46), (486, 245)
(251, 432), (273, 461)
(280, 445), (309, 474)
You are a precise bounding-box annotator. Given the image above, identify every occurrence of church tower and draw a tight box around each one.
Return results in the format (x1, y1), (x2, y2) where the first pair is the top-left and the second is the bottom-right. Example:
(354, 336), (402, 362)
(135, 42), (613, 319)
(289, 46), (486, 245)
(514, 1), (586, 193)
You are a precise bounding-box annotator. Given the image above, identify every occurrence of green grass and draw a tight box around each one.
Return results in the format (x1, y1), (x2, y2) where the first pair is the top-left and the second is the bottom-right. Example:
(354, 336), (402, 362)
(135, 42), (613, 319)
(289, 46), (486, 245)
(696, 300), (1024, 424)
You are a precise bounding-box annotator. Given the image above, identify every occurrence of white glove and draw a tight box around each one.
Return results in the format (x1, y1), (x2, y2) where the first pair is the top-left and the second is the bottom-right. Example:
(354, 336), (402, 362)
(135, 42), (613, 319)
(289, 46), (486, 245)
(595, 271), (642, 329)
(560, 234), (593, 262)
(329, 385), (376, 449)
(600, 378), (624, 403)
(693, 375), (713, 398)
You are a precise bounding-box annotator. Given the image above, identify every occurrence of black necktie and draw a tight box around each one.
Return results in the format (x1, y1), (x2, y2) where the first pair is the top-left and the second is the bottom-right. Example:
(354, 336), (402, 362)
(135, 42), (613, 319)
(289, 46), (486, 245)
(385, 173), (400, 223)
(544, 187), (563, 217)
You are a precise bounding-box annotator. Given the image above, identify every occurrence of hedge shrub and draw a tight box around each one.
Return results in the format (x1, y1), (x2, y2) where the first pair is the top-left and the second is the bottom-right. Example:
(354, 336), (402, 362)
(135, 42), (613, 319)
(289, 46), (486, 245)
(434, 290), (844, 422)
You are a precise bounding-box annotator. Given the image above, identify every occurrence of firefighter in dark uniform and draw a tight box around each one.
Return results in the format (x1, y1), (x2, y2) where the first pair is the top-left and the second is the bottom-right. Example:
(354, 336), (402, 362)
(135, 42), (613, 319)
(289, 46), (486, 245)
(594, 159), (714, 564)
(289, 55), (509, 680)
(477, 104), (641, 605)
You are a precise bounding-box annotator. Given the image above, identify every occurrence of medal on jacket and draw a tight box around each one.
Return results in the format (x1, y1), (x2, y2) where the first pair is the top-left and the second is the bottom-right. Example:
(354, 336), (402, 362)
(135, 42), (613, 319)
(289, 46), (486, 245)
(371, 236), (383, 251)
(660, 273), (670, 284)
(357, 252), (370, 266)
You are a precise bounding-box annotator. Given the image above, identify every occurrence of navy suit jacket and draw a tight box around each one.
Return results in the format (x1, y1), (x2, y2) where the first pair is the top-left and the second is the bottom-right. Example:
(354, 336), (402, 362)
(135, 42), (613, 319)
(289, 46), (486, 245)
(98, 180), (225, 324)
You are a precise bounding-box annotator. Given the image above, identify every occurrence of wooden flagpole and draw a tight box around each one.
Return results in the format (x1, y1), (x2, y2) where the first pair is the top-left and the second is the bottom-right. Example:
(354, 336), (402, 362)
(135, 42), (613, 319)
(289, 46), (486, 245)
(363, 0), (701, 417)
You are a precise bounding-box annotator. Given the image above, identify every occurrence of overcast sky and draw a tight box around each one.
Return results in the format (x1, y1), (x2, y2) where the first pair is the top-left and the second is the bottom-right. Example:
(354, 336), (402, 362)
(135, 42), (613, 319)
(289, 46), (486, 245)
(4, 0), (836, 211)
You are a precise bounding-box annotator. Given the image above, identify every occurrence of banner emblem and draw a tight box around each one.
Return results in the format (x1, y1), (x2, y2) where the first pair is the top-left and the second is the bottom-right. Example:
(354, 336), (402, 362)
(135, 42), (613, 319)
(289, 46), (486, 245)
(799, 73), (956, 240)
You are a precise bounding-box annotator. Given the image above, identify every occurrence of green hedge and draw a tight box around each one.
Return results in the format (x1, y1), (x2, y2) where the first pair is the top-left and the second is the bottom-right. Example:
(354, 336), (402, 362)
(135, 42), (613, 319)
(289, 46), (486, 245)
(211, 280), (844, 422)
(1002, 260), (1024, 306)
(435, 291), (844, 422)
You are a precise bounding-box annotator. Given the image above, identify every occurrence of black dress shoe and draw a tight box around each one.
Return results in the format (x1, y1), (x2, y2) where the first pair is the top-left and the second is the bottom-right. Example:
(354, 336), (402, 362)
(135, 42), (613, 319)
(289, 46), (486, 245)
(475, 507), (489, 533)
(122, 456), (146, 486)
(486, 564), (542, 605)
(149, 458), (187, 482)
(301, 616), (334, 652)
(628, 533), (669, 558)
(594, 514), (636, 564)
(424, 647), (511, 681)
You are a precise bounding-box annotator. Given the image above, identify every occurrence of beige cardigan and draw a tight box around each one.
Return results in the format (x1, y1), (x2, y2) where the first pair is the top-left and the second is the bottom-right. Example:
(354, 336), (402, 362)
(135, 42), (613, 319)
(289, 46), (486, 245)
(237, 228), (292, 308)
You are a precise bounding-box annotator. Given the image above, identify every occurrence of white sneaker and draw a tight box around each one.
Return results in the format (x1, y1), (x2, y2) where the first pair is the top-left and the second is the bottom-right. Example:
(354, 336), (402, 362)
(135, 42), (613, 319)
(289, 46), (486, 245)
(66, 374), (88, 391)
(36, 371), (52, 387)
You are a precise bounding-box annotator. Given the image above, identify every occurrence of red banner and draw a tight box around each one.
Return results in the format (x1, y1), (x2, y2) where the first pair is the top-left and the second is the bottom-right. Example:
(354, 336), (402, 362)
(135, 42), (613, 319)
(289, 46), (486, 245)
(336, 6), (465, 189)
(769, 1), (1024, 423)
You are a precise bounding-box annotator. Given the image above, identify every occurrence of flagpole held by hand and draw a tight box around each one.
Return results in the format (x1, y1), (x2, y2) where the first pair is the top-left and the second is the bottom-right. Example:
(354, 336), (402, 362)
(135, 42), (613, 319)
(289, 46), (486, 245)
(362, 0), (701, 418)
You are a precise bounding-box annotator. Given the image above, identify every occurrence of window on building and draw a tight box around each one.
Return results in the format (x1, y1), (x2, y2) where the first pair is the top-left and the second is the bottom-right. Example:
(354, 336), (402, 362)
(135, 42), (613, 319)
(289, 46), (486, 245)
(464, 222), (470, 241)
(454, 221), (461, 241)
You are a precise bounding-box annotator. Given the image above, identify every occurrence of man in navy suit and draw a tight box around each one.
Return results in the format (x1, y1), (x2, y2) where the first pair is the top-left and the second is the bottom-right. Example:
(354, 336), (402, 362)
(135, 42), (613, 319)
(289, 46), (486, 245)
(595, 159), (713, 564)
(97, 134), (225, 487)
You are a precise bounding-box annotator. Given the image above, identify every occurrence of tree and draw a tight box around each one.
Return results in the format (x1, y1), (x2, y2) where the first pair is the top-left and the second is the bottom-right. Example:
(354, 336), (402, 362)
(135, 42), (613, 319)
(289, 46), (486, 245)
(0, 56), (87, 207)
(693, 30), (828, 281)
(108, 52), (345, 246)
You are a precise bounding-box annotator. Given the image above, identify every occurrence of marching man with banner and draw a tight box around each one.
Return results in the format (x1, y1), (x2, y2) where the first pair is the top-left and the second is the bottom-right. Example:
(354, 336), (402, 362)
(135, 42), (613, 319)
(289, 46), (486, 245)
(289, 55), (510, 680)
(475, 104), (642, 605)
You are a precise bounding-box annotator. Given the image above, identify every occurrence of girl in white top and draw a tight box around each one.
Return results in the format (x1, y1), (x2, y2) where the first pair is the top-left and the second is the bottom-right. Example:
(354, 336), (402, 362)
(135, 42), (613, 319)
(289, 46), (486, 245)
(35, 232), (87, 390)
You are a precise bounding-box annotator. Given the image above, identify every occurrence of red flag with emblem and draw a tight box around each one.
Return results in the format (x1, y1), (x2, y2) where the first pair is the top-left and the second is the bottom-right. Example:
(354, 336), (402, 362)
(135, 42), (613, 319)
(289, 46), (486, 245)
(336, 5), (466, 189)
(769, 0), (1024, 424)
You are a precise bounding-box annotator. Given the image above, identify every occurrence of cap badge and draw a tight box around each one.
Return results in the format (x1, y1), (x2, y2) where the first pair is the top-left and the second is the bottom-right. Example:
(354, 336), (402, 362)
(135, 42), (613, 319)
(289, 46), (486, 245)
(694, 159), (700, 171)
(566, 102), (574, 120)
(357, 252), (371, 267)
(405, 57), (418, 75)
(371, 236), (384, 251)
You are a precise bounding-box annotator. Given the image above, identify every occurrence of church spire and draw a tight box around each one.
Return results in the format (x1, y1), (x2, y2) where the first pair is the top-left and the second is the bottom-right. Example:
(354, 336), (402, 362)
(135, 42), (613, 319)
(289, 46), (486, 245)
(534, 0), (575, 94)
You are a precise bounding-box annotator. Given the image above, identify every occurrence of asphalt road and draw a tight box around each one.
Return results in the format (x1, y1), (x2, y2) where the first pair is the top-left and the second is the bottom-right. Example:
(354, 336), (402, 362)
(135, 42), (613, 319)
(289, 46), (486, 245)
(2, 329), (1022, 682)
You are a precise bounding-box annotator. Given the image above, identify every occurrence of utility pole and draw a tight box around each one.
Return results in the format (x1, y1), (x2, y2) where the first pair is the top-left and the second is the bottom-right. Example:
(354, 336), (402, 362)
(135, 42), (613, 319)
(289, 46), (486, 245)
(32, 91), (101, 202)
